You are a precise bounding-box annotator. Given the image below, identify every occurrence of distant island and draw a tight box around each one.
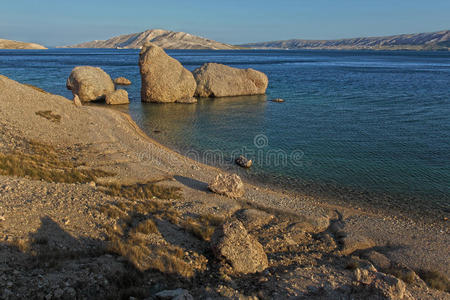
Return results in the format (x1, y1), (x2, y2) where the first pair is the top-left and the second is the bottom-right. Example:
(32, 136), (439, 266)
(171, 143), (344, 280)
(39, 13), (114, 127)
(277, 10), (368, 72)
(240, 30), (450, 51)
(62, 29), (240, 50)
(0, 38), (47, 50)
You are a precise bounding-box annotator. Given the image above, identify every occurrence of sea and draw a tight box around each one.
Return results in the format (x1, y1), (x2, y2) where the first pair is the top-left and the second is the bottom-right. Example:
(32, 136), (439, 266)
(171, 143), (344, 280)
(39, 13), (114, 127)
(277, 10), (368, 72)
(1, 49), (449, 216)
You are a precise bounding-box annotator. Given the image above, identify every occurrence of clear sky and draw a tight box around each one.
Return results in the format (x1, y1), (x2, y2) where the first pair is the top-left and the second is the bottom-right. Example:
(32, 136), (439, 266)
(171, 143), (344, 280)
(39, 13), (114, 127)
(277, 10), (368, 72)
(1, 0), (449, 47)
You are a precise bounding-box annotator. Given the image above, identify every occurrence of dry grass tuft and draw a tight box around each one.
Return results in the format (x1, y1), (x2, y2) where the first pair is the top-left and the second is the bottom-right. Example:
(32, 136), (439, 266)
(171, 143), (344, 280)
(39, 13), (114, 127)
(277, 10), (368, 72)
(181, 214), (225, 241)
(101, 182), (181, 200)
(386, 267), (416, 284)
(419, 270), (450, 292)
(35, 110), (61, 123)
(0, 140), (114, 184)
(99, 198), (195, 278)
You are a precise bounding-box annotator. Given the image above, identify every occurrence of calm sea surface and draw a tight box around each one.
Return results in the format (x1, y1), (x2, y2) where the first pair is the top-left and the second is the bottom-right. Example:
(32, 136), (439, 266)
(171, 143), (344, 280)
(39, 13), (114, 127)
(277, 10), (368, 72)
(1, 49), (449, 214)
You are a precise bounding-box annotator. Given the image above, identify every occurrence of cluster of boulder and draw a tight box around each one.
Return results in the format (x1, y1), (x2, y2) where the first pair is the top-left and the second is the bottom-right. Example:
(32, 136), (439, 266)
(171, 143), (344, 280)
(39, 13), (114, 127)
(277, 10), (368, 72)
(139, 43), (268, 103)
(66, 66), (131, 105)
(66, 43), (268, 105)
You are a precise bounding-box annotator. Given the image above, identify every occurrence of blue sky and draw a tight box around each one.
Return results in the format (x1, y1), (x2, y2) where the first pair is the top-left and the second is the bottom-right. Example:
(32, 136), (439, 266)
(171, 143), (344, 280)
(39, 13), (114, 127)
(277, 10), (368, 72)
(1, 0), (449, 46)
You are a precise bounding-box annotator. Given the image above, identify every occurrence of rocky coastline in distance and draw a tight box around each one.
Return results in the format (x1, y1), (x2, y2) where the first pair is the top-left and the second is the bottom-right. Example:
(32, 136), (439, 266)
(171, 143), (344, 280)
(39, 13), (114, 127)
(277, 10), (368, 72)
(0, 38), (47, 50)
(2, 29), (449, 51)
(239, 30), (450, 51)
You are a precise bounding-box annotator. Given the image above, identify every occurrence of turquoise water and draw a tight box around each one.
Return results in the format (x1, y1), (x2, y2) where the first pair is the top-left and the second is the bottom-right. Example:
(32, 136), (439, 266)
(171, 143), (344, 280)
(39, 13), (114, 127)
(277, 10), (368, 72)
(0, 49), (449, 214)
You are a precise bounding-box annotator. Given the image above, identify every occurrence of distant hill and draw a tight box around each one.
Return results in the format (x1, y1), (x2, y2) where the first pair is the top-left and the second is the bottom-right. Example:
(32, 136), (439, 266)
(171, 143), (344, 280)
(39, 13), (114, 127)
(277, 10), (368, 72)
(0, 38), (47, 50)
(63, 29), (239, 50)
(240, 30), (450, 51)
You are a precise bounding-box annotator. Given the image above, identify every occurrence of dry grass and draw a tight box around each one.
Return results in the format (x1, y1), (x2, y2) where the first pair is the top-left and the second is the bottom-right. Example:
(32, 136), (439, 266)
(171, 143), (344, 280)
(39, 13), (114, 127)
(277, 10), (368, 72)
(108, 235), (192, 277)
(101, 182), (181, 200)
(132, 219), (159, 235)
(386, 267), (416, 284)
(0, 140), (113, 184)
(99, 197), (195, 278)
(35, 110), (61, 123)
(419, 270), (450, 292)
(181, 214), (225, 241)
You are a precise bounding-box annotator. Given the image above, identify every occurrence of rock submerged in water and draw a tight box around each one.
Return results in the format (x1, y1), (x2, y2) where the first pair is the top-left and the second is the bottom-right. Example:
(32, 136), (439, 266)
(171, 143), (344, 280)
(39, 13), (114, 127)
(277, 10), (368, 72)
(105, 89), (129, 105)
(211, 220), (268, 274)
(66, 66), (115, 102)
(235, 155), (252, 168)
(139, 43), (196, 103)
(113, 77), (131, 85)
(208, 173), (244, 198)
(193, 63), (268, 98)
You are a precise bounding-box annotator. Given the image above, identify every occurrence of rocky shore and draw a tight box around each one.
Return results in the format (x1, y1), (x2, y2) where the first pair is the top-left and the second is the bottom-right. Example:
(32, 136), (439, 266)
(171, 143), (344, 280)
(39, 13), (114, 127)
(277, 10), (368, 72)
(0, 74), (449, 299)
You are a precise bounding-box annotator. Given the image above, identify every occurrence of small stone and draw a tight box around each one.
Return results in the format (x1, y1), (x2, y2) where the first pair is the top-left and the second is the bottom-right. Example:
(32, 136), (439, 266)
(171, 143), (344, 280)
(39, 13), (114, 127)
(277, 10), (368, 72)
(73, 95), (82, 107)
(114, 77), (132, 85)
(235, 156), (252, 168)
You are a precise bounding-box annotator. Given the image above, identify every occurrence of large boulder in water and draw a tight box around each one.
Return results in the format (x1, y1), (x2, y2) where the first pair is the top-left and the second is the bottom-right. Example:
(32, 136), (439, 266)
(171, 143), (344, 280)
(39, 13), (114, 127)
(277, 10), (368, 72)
(66, 66), (115, 102)
(139, 43), (196, 103)
(193, 63), (268, 97)
(105, 89), (129, 105)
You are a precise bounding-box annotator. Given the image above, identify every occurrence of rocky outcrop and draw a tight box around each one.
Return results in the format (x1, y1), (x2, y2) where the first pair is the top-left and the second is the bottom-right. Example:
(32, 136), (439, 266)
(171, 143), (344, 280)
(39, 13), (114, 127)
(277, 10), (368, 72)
(62, 29), (240, 50)
(208, 174), (244, 198)
(0, 38), (47, 49)
(193, 63), (268, 97)
(211, 220), (268, 274)
(105, 89), (129, 105)
(139, 43), (196, 103)
(113, 77), (131, 85)
(66, 66), (115, 102)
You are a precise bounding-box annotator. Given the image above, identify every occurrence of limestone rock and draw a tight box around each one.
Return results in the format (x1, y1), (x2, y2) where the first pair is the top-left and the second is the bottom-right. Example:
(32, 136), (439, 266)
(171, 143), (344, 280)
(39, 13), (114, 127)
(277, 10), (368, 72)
(354, 268), (406, 300)
(73, 95), (82, 107)
(193, 63), (268, 97)
(340, 233), (375, 255)
(235, 156), (252, 168)
(66, 66), (115, 102)
(113, 77), (132, 85)
(211, 220), (268, 274)
(175, 97), (198, 104)
(105, 89), (129, 105)
(139, 43), (196, 103)
(235, 209), (274, 231)
(208, 174), (244, 198)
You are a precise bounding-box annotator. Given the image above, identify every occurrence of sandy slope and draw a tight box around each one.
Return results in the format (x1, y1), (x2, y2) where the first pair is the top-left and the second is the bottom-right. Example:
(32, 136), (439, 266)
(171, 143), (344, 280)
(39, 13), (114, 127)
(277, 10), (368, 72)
(0, 75), (448, 299)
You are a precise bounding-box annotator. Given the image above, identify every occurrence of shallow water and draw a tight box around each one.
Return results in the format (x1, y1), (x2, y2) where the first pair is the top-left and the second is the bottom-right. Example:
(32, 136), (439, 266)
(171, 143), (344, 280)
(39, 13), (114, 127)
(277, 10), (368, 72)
(1, 49), (449, 214)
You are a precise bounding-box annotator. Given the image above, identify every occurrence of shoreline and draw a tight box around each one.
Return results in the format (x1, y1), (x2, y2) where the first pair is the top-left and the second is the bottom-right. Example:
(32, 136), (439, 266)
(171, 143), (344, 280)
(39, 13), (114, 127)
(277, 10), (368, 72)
(129, 121), (448, 227)
(0, 75), (449, 298)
